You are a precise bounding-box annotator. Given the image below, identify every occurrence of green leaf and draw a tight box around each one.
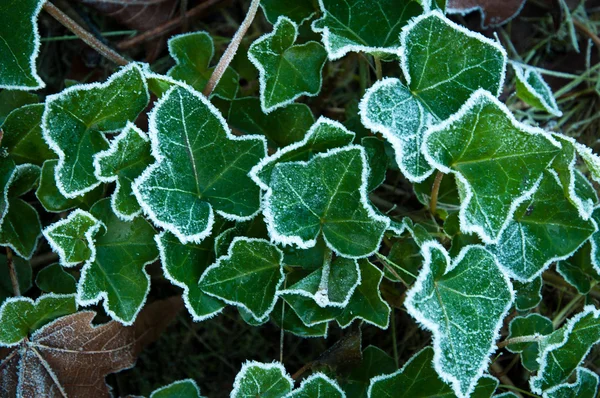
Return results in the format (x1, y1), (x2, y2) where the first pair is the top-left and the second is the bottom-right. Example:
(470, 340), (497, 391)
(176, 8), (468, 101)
(401, 11), (507, 119)
(557, 241), (600, 295)
(513, 276), (543, 311)
(381, 236), (422, 285)
(0, 197), (42, 259)
(312, 0), (423, 60)
(489, 171), (596, 282)
(199, 238), (284, 321)
(93, 122), (153, 220)
(368, 347), (499, 398)
(260, 0), (318, 25)
(35, 263), (77, 294)
(264, 146), (389, 258)
(514, 64), (562, 117)
(157, 230), (225, 321)
(361, 136), (389, 192)
(6, 162), (39, 197)
(167, 32), (239, 100)
(42, 209), (104, 268)
(0, 157), (16, 226)
(77, 198), (159, 325)
(133, 85), (266, 244)
(287, 373), (345, 398)
(359, 78), (433, 182)
(1, 104), (55, 165)
(0, 0), (45, 90)
(544, 367), (599, 398)
(249, 16), (327, 113)
(0, 254), (31, 302)
(0, 293), (77, 346)
(506, 314), (553, 372)
(530, 305), (600, 394)
(341, 345), (396, 398)
(231, 361), (293, 398)
(0, 90), (37, 124)
(150, 379), (202, 398)
(42, 63), (150, 198)
(405, 242), (513, 398)
(423, 90), (561, 244)
(270, 299), (329, 338)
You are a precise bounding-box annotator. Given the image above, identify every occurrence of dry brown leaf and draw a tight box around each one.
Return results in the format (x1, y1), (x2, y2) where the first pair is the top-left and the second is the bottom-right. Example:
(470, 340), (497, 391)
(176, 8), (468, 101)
(446, 0), (527, 27)
(75, 0), (178, 32)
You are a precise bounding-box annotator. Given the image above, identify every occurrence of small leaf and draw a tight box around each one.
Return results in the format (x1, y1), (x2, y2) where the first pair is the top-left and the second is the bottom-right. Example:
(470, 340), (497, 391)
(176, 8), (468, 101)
(249, 16), (327, 113)
(150, 379), (202, 398)
(0, 293), (77, 346)
(446, 0), (527, 28)
(231, 361), (294, 398)
(1, 104), (54, 165)
(42, 63), (150, 198)
(513, 276), (543, 311)
(423, 89), (561, 244)
(382, 236), (422, 285)
(133, 85), (266, 244)
(312, 0), (423, 60)
(264, 146), (389, 258)
(93, 122), (153, 220)
(0, 0), (45, 90)
(270, 299), (329, 338)
(260, 0), (318, 25)
(199, 237), (284, 321)
(557, 241), (600, 295)
(506, 314), (553, 372)
(0, 254), (31, 302)
(0, 197), (42, 259)
(405, 242), (513, 398)
(513, 64), (562, 117)
(35, 263), (77, 294)
(543, 367), (599, 398)
(287, 373), (345, 398)
(0, 90), (38, 124)
(0, 158), (16, 226)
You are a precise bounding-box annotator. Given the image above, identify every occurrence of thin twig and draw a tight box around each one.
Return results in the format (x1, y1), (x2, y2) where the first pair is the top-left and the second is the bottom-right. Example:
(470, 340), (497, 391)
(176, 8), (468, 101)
(43, 2), (129, 66)
(497, 334), (543, 349)
(7, 248), (20, 297)
(373, 56), (383, 80)
(429, 171), (444, 216)
(202, 0), (261, 96)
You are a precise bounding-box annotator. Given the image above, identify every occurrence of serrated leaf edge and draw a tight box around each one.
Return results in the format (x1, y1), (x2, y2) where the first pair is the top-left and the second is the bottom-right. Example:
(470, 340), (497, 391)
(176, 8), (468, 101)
(513, 64), (562, 117)
(231, 360), (294, 397)
(149, 379), (202, 398)
(285, 372), (346, 397)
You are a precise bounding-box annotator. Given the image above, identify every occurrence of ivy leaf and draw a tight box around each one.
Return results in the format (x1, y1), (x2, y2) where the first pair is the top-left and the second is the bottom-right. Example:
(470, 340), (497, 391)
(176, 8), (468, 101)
(423, 90), (561, 244)
(287, 373), (345, 398)
(557, 242), (600, 295)
(167, 32), (239, 100)
(405, 242), (513, 398)
(270, 299), (329, 338)
(513, 65), (562, 117)
(42, 63), (150, 198)
(341, 346), (396, 398)
(401, 11), (507, 119)
(0, 158), (16, 226)
(1, 104), (55, 165)
(150, 379), (202, 398)
(0, 293), (77, 346)
(506, 314), (553, 372)
(530, 305), (600, 394)
(35, 263), (77, 295)
(0, 0), (45, 90)
(260, 0), (318, 25)
(543, 367), (599, 398)
(311, 0), (423, 60)
(199, 237), (284, 321)
(0, 90), (38, 124)
(380, 235), (422, 285)
(489, 171), (596, 282)
(513, 276), (543, 311)
(249, 16), (327, 113)
(93, 122), (153, 221)
(231, 361), (293, 398)
(133, 85), (267, 244)
(264, 146), (389, 258)
(359, 78), (433, 182)
(0, 254), (31, 302)
(361, 137), (389, 192)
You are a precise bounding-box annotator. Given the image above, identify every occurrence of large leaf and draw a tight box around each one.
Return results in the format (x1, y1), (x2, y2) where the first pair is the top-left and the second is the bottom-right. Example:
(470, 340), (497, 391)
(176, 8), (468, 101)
(249, 16), (327, 113)
(42, 63), (149, 198)
(543, 367), (599, 398)
(1, 104), (54, 165)
(405, 242), (513, 398)
(264, 146), (389, 258)
(231, 361), (293, 398)
(423, 90), (561, 244)
(288, 373), (345, 398)
(133, 85), (266, 244)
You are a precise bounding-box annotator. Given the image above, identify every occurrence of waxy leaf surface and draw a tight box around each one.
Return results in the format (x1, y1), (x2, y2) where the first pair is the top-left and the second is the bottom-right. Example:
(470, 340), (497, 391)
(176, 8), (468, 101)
(35, 263), (77, 295)
(231, 361), (293, 398)
(1, 104), (54, 166)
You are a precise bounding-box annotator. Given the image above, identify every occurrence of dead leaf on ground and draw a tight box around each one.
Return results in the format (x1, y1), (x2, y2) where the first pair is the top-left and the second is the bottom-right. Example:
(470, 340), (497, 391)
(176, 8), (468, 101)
(446, 0), (527, 27)
(75, 0), (178, 32)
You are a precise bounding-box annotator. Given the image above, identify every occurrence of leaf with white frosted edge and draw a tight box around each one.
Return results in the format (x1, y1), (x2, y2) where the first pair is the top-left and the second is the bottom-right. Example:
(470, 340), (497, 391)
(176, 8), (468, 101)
(0, 254), (31, 302)
(361, 137), (389, 192)
(286, 373), (345, 398)
(260, 0), (318, 25)
(150, 379), (202, 398)
(489, 171), (596, 282)
(199, 237), (284, 321)
(423, 89), (561, 244)
(264, 146), (389, 258)
(359, 78), (433, 182)
(382, 236), (422, 285)
(404, 242), (513, 398)
(42, 63), (150, 198)
(35, 263), (77, 295)
(231, 361), (294, 398)
(513, 276), (543, 311)
(341, 345), (395, 398)
(2, 104), (55, 165)
(311, 0), (423, 60)
(42, 209), (103, 268)
(0, 158), (16, 226)
(574, 143), (600, 183)
(506, 314), (553, 372)
(133, 85), (267, 245)
(400, 11), (507, 120)
(77, 199), (159, 325)
(0, 90), (37, 124)
(157, 231), (225, 322)
(249, 16), (327, 113)
(0, 0), (45, 90)
(557, 242), (600, 295)
(0, 293), (77, 347)
(514, 64), (562, 117)
(367, 347), (499, 398)
(530, 305), (600, 394)
(271, 299), (329, 338)
(213, 216), (269, 258)
(167, 32), (239, 100)
(587, 208), (600, 275)
(336, 259), (390, 329)
(93, 122), (153, 221)
(250, 116), (355, 190)
(543, 367), (599, 398)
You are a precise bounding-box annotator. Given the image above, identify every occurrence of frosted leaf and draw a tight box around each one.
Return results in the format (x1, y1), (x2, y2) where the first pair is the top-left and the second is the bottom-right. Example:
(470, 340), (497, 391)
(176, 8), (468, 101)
(557, 241), (599, 295)
(513, 276), (543, 311)
(513, 64), (562, 117)
(423, 90), (561, 244)
(361, 136), (389, 192)
(35, 263), (77, 295)
(231, 361), (293, 398)
(150, 379), (202, 398)
(543, 367), (599, 398)
(286, 373), (345, 398)
(405, 242), (513, 398)
(270, 300), (329, 338)
(249, 16), (327, 113)
(506, 314), (553, 372)
(133, 84), (266, 244)
(260, 0), (318, 25)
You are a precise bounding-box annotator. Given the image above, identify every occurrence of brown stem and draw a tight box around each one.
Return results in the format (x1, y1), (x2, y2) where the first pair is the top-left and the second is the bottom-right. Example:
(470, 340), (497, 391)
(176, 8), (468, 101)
(7, 248), (20, 297)
(573, 19), (600, 49)
(291, 362), (313, 380)
(373, 56), (383, 80)
(117, 0), (223, 50)
(429, 171), (444, 216)
(43, 2), (129, 66)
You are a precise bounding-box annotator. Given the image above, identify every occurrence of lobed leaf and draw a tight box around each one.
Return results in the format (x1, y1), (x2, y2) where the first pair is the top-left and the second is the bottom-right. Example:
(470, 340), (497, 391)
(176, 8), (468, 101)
(543, 367), (599, 398)
(231, 361), (294, 398)
(287, 373), (345, 398)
